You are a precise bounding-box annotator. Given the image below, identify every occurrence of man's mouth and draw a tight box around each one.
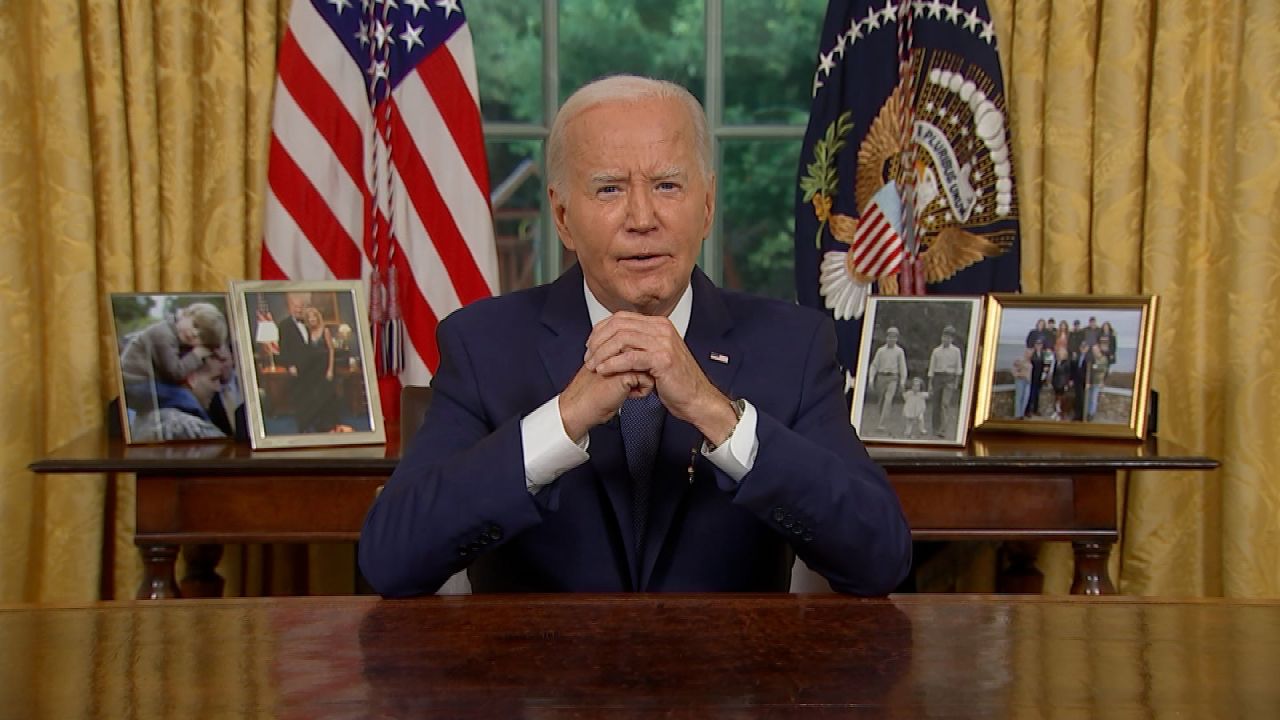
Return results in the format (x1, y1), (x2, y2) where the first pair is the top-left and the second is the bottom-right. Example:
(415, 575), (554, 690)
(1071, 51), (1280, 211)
(619, 253), (668, 267)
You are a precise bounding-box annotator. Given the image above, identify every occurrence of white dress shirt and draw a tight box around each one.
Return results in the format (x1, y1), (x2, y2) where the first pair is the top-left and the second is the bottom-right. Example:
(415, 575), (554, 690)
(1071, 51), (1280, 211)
(519, 280), (759, 493)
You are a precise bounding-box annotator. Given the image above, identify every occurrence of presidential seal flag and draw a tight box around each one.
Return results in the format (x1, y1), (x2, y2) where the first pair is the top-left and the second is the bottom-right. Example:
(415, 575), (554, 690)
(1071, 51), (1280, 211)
(795, 0), (1020, 378)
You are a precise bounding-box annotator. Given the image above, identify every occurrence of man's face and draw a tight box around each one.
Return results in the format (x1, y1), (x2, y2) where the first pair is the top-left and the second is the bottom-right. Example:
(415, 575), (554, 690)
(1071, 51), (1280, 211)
(549, 96), (715, 316)
(886, 333), (898, 346)
(286, 293), (311, 319)
(941, 333), (953, 346)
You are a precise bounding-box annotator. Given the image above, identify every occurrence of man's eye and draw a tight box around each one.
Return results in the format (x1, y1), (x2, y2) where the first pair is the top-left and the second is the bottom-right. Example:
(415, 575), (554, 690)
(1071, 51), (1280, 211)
(596, 185), (620, 196)
(657, 181), (680, 191)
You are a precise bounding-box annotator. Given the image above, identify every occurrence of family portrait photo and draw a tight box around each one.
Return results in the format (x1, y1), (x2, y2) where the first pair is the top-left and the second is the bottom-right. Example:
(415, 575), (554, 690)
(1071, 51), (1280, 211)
(974, 295), (1158, 439)
(230, 280), (384, 449)
(109, 293), (241, 444)
(851, 296), (983, 447)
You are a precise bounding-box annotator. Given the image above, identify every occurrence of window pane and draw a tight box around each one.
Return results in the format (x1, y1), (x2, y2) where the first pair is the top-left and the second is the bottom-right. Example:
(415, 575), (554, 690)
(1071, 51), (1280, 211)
(558, 0), (705, 104)
(719, 139), (801, 300)
(488, 140), (544, 292)
(722, 1), (825, 125)
(467, 1), (543, 123)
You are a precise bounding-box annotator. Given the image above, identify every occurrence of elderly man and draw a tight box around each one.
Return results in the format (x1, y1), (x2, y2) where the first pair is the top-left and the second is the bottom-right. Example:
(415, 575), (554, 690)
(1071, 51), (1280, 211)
(359, 75), (911, 596)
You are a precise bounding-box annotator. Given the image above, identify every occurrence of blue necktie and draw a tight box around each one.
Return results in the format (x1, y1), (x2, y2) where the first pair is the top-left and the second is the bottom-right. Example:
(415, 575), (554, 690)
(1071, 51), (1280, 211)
(620, 392), (664, 551)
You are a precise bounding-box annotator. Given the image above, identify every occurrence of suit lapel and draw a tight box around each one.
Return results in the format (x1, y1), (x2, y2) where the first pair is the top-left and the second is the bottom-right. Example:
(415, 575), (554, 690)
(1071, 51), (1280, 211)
(640, 269), (741, 589)
(537, 266), (639, 589)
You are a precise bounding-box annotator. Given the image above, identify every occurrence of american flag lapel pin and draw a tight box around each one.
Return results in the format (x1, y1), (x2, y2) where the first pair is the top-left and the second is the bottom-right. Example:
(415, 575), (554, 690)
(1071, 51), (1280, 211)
(709, 352), (729, 364)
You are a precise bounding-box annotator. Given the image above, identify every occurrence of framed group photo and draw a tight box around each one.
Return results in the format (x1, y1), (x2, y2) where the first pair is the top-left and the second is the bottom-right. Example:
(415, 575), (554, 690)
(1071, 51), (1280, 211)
(851, 296), (984, 447)
(972, 294), (1158, 439)
(108, 292), (242, 444)
(229, 280), (385, 449)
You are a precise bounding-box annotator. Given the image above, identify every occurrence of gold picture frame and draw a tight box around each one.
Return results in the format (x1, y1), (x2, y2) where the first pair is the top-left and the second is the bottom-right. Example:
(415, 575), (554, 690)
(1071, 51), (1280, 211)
(850, 295), (984, 447)
(973, 294), (1158, 439)
(108, 292), (241, 445)
(229, 280), (385, 449)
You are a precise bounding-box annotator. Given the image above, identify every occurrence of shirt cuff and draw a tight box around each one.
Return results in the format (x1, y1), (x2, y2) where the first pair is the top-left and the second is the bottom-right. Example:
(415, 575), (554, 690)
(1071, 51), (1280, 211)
(520, 395), (590, 494)
(701, 399), (759, 483)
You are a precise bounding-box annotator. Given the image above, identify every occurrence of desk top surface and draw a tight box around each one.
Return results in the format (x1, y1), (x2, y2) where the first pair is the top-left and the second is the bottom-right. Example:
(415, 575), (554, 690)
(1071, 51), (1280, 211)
(0, 594), (1274, 718)
(30, 431), (1218, 475)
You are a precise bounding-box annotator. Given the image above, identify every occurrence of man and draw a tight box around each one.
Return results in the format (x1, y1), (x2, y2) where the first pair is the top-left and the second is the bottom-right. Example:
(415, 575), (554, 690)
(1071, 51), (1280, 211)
(1026, 337), (1047, 417)
(359, 76), (911, 596)
(1071, 339), (1092, 421)
(275, 291), (312, 375)
(867, 327), (908, 431)
(927, 326), (963, 437)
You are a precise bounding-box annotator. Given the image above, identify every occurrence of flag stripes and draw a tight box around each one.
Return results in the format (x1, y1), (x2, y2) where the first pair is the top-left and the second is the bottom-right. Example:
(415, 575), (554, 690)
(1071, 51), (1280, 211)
(263, 0), (497, 403)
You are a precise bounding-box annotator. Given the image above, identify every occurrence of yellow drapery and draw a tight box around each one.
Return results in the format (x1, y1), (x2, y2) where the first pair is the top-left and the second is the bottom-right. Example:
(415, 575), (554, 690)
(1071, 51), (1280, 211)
(1, 0), (1276, 603)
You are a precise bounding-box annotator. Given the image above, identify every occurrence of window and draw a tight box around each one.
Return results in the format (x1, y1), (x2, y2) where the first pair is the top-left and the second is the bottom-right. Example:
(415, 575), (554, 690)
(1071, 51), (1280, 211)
(468, 0), (825, 300)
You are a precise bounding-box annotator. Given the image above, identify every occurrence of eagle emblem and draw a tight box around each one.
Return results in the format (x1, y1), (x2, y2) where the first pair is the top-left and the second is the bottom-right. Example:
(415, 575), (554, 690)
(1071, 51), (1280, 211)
(801, 52), (1018, 320)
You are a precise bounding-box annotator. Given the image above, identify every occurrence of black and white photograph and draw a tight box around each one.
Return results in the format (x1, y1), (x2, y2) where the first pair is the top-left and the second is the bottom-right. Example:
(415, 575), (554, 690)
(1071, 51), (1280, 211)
(229, 280), (385, 449)
(974, 294), (1158, 439)
(109, 292), (241, 444)
(851, 296), (983, 447)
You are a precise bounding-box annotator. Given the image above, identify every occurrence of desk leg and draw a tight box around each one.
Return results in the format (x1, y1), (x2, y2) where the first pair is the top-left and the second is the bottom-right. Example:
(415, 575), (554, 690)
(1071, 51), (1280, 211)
(1070, 541), (1117, 595)
(138, 543), (180, 599)
(180, 544), (225, 598)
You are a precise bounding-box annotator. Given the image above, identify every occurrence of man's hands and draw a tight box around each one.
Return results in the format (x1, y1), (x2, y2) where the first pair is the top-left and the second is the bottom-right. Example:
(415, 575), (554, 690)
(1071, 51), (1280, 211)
(558, 312), (737, 446)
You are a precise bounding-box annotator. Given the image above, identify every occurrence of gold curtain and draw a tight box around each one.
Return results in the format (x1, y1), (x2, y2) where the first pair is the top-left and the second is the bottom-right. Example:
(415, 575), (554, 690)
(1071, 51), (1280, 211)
(0, 0), (298, 602)
(1, 0), (1277, 603)
(987, 0), (1280, 597)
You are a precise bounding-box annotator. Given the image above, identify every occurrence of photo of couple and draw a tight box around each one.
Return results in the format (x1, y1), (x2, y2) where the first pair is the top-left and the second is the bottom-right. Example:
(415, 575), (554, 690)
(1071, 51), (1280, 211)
(110, 293), (242, 443)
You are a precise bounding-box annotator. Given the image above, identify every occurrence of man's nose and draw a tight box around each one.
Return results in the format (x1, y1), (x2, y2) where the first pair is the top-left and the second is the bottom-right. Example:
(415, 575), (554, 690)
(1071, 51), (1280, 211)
(625, 189), (657, 231)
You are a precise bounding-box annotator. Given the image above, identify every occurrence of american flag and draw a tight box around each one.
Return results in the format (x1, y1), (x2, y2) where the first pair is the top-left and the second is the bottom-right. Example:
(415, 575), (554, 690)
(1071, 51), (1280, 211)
(849, 183), (905, 279)
(262, 0), (498, 417)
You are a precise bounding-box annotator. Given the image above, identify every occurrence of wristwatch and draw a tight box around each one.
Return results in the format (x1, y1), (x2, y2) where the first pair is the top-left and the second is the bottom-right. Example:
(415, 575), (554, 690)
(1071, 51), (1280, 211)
(707, 397), (746, 451)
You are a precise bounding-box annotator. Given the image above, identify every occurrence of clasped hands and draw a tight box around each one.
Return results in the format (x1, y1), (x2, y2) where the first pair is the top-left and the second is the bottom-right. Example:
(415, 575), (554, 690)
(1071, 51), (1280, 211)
(558, 312), (738, 448)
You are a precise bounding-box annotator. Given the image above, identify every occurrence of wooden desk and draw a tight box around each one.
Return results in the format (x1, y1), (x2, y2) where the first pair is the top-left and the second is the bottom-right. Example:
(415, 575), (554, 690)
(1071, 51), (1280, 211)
(30, 434), (1216, 599)
(0, 594), (1275, 717)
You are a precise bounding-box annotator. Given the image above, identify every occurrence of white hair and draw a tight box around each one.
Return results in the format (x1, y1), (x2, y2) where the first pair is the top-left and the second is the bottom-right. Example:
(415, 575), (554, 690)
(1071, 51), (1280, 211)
(546, 75), (712, 196)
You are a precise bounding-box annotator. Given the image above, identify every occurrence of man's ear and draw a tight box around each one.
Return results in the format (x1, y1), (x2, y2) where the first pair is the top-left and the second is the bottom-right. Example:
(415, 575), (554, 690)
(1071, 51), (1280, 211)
(548, 185), (575, 252)
(700, 172), (717, 239)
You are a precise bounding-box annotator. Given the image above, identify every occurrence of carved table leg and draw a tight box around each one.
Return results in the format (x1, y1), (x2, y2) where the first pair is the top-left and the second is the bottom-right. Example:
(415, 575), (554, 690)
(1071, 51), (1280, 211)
(137, 543), (180, 599)
(1070, 541), (1117, 595)
(180, 544), (226, 598)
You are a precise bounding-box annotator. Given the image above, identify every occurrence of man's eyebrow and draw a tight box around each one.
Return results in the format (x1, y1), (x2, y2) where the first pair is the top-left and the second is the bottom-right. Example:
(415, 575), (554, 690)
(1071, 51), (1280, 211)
(589, 172), (628, 184)
(648, 166), (685, 181)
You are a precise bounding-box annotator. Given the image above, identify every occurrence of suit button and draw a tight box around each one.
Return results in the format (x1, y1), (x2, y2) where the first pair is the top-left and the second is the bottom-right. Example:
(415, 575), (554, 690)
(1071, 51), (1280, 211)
(772, 507), (786, 522)
(487, 525), (503, 541)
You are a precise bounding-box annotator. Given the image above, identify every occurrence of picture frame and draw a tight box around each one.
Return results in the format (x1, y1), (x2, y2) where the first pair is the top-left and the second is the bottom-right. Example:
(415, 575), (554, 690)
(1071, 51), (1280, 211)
(228, 280), (385, 449)
(972, 294), (1158, 439)
(108, 292), (242, 445)
(851, 295), (984, 447)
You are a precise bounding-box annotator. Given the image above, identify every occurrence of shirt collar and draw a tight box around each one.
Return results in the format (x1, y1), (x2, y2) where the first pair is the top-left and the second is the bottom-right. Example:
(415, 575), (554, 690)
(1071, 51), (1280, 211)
(583, 279), (694, 339)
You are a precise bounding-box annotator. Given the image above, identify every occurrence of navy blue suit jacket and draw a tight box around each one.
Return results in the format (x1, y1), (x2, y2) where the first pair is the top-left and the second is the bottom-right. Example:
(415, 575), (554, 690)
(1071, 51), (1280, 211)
(359, 266), (911, 596)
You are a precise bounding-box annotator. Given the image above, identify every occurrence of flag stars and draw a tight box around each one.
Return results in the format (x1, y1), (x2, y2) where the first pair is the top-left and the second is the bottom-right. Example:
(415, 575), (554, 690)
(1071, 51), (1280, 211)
(945, 0), (963, 23)
(356, 20), (370, 46)
(369, 59), (389, 83)
(436, 0), (461, 17)
(400, 22), (425, 50)
(864, 5), (881, 30)
(927, 0), (944, 19)
(878, 0), (897, 26)
(980, 21), (997, 44)
(405, 0), (432, 15)
(818, 51), (836, 76)
(964, 7), (982, 31)
(373, 20), (391, 48)
(328, 0), (352, 14)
